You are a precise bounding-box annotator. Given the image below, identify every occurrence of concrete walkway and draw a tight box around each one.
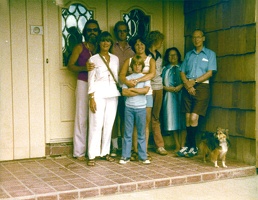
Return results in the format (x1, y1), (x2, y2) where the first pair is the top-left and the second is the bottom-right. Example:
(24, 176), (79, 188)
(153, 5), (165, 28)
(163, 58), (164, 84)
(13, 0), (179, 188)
(92, 175), (258, 200)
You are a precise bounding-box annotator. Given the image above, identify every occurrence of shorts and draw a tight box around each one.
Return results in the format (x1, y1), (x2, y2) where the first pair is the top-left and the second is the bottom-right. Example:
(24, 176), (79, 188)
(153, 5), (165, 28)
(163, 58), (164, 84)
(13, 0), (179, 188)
(181, 83), (210, 116)
(146, 94), (153, 108)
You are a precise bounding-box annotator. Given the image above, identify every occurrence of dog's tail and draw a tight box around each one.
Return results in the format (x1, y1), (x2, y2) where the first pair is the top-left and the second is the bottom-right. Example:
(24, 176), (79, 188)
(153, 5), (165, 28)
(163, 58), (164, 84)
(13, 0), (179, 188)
(199, 141), (210, 157)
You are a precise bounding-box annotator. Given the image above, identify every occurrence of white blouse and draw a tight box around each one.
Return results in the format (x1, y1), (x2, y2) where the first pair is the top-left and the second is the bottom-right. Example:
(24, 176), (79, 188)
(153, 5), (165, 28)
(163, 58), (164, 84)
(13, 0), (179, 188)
(88, 53), (121, 98)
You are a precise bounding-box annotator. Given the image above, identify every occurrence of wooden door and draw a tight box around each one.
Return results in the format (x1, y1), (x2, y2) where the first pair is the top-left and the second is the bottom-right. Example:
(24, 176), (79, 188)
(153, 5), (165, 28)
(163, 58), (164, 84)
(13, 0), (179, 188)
(44, 0), (164, 143)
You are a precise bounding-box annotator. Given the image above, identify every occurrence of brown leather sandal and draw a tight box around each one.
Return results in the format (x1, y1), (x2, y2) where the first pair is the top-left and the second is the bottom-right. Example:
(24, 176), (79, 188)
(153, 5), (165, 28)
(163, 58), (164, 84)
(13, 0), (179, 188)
(101, 154), (115, 162)
(147, 152), (152, 161)
(87, 159), (95, 166)
(130, 151), (138, 161)
(77, 156), (86, 161)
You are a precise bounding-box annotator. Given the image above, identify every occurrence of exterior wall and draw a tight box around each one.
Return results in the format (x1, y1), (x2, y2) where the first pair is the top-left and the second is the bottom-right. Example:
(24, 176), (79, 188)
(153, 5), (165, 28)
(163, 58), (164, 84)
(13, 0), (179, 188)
(0, 0), (185, 160)
(184, 0), (256, 165)
(255, 1), (258, 168)
(1, 0), (256, 165)
(0, 0), (45, 160)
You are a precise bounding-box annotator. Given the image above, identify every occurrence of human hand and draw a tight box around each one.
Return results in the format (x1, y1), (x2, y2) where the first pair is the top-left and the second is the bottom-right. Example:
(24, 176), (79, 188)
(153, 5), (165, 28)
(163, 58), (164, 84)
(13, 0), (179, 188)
(126, 79), (137, 88)
(164, 86), (177, 92)
(187, 87), (196, 96)
(86, 61), (95, 71)
(89, 98), (97, 113)
(184, 80), (195, 90)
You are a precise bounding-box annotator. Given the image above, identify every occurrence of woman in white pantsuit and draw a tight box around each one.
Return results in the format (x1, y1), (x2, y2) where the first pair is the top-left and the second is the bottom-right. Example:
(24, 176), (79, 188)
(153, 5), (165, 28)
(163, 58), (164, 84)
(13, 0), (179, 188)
(87, 31), (120, 166)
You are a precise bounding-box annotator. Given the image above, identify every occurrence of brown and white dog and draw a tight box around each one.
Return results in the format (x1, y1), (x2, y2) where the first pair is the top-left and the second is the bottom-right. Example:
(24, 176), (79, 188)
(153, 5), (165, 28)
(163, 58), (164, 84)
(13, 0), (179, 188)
(199, 127), (230, 168)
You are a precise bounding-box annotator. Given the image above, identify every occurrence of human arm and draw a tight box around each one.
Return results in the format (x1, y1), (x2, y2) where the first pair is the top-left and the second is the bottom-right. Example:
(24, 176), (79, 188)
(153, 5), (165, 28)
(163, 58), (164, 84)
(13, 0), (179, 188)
(119, 58), (136, 88)
(89, 93), (97, 113)
(122, 86), (150, 97)
(181, 70), (213, 95)
(67, 44), (95, 72)
(88, 57), (97, 113)
(135, 58), (156, 83)
(163, 84), (183, 93)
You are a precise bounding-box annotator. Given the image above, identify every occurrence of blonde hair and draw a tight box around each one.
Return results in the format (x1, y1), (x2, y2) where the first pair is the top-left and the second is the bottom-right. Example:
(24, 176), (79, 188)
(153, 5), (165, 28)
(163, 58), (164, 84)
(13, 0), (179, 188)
(130, 55), (145, 72)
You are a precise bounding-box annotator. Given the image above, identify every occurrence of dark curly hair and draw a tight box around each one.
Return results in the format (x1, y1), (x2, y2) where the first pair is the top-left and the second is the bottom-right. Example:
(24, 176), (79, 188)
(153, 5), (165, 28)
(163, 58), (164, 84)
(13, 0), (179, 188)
(129, 35), (147, 54)
(82, 19), (101, 39)
(163, 47), (182, 66)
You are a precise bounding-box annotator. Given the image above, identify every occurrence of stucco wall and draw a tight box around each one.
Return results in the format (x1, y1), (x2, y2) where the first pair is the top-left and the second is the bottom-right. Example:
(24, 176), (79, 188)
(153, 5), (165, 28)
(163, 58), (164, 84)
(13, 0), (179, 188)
(184, 0), (256, 165)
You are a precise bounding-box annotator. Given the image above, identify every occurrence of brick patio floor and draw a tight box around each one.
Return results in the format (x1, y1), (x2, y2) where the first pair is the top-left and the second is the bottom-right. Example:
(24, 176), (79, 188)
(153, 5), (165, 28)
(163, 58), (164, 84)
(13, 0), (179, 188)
(0, 149), (256, 200)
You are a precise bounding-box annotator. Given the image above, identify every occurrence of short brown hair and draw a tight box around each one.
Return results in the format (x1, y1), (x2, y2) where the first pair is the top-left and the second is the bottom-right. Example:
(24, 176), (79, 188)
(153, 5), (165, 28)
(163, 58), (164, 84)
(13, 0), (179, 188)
(146, 30), (164, 48)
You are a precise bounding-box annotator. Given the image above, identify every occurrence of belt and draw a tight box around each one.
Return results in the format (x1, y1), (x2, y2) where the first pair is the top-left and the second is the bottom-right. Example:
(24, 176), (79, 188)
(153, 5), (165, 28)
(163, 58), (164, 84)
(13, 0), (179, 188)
(188, 79), (209, 84)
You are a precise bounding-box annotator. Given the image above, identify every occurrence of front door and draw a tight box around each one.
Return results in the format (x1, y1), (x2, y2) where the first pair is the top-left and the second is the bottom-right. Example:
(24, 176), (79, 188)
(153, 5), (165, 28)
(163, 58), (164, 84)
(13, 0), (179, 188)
(44, 0), (164, 143)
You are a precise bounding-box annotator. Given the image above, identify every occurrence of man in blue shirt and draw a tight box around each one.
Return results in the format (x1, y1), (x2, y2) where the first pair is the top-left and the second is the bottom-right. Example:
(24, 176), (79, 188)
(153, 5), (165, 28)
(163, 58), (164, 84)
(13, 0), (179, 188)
(177, 29), (217, 157)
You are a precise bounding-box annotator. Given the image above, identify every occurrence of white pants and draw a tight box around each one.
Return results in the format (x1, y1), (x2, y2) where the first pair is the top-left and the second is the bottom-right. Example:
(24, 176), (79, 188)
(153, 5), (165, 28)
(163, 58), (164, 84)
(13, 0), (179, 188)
(88, 97), (118, 159)
(73, 80), (88, 157)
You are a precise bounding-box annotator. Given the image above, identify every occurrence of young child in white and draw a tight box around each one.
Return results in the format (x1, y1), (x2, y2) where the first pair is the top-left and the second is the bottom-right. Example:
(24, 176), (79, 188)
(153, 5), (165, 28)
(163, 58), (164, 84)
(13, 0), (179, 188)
(119, 55), (151, 164)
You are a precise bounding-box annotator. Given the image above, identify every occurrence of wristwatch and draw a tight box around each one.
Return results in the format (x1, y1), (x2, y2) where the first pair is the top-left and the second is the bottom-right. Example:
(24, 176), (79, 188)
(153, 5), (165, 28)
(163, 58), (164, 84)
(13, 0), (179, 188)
(194, 79), (198, 84)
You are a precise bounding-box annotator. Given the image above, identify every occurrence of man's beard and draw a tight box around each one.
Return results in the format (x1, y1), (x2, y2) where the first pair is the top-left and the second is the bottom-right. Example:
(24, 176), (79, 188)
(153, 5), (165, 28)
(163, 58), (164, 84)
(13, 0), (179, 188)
(87, 34), (97, 44)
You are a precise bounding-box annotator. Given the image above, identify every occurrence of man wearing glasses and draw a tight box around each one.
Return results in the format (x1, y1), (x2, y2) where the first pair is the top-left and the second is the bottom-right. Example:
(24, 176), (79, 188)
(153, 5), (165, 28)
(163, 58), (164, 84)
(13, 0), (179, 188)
(110, 21), (135, 157)
(68, 19), (101, 161)
(177, 29), (217, 158)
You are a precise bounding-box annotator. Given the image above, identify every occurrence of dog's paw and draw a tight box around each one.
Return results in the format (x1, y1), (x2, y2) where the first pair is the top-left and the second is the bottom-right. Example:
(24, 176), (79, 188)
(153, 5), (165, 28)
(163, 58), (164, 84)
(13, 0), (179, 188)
(222, 161), (227, 168)
(213, 161), (219, 168)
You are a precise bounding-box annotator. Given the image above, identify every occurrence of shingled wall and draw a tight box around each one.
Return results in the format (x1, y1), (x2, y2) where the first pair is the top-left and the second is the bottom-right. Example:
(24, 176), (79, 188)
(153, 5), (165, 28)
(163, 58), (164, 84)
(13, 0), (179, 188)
(184, 0), (256, 165)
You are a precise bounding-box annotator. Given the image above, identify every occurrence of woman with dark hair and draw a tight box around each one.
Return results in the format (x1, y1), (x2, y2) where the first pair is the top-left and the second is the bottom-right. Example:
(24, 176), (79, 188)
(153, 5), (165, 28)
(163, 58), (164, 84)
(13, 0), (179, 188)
(161, 47), (186, 152)
(119, 35), (155, 161)
(87, 31), (120, 166)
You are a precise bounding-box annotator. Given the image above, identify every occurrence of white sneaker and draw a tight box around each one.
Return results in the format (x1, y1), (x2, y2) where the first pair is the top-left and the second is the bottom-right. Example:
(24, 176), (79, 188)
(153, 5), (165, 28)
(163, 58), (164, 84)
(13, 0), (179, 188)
(142, 159), (151, 164)
(119, 158), (130, 164)
(176, 147), (188, 157)
(185, 147), (198, 158)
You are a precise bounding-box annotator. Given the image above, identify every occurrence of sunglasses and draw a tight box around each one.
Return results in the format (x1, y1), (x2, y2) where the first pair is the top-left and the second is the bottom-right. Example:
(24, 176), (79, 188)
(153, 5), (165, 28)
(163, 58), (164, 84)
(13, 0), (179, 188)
(117, 30), (128, 33)
(86, 28), (99, 32)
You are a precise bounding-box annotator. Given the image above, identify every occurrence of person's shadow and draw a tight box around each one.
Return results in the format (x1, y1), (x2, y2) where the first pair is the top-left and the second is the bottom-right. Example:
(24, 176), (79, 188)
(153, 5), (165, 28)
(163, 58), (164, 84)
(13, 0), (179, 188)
(63, 26), (82, 66)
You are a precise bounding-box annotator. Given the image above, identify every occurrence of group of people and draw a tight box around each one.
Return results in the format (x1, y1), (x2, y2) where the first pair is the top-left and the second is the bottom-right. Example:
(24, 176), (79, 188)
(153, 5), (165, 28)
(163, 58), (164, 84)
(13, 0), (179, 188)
(68, 19), (217, 166)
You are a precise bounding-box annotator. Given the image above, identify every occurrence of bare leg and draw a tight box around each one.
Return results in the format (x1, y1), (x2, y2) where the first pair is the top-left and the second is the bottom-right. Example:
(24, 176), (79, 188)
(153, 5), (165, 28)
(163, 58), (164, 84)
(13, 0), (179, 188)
(173, 130), (180, 152)
(132, 125), (137, 152)
(180, 129), (187, 148)
(145, 107), (152, 152)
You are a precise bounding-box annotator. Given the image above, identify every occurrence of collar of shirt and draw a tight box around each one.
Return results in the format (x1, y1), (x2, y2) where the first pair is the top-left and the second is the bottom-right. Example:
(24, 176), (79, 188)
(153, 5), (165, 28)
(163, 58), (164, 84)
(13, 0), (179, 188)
(165, 64), (179, 69)
(115, 41), (131, 50)
(192, 46), (208, 55)
(147, 49), (162, 61)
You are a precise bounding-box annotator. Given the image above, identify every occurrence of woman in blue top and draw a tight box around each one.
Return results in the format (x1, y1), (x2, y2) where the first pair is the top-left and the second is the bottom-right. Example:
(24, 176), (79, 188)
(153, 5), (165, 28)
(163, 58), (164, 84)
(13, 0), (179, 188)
(162, 47), (186, 152)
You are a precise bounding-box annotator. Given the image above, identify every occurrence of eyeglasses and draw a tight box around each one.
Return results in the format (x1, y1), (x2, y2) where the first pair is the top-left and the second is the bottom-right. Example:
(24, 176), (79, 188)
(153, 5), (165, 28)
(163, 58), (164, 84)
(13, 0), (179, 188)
(192, 36), (203, 40)
(117, 30), (128, 33)
(169, 54), (177, 57)
(86, 28), (99, 32)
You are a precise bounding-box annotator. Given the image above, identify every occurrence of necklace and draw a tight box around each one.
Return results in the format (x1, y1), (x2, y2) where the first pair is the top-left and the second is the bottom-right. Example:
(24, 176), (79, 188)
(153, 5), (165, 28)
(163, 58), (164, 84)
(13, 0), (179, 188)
(100, 53), (110, 63)
(84, 42), (93, 56)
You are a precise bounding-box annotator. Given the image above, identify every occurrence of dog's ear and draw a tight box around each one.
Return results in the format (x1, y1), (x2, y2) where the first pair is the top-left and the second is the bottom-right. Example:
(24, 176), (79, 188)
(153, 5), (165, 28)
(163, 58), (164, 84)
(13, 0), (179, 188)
(225, 129), (229, 138)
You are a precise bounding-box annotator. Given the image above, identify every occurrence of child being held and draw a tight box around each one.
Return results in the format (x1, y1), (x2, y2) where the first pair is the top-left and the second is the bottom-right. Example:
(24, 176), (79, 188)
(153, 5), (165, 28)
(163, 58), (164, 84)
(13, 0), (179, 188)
(119, 55), (151, 164)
